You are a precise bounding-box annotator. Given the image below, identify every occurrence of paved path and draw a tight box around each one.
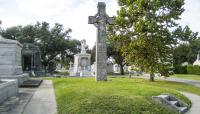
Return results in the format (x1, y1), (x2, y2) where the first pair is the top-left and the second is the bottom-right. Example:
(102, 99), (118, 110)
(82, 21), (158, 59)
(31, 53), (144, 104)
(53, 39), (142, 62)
(181, 92), (200, 114)
(134, 74), (200, 114)
(158, 77), (200, 88)
(142, 74), (200, 88)
(159, 77), (200, 114)
(23, 80), (57, 114)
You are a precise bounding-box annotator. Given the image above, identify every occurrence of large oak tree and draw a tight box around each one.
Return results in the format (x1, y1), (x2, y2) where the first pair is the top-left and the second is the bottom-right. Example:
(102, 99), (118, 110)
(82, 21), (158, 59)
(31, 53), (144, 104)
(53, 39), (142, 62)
(108, 0), (185, 81)
(0, 22), (80, 72)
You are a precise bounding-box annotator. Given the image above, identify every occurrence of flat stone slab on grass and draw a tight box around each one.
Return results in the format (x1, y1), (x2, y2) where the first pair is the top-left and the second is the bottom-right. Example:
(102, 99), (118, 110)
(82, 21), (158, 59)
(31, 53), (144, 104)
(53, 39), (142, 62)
(23, 80), (57, 114)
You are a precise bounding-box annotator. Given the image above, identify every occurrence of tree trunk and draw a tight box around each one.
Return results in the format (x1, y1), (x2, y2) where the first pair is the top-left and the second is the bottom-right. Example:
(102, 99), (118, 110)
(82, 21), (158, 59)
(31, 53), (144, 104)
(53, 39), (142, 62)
(44, 65), (47, 73)
(149, 72), (155, 82)
(119, 64), (124, 75)
(43, 63), (48, 73)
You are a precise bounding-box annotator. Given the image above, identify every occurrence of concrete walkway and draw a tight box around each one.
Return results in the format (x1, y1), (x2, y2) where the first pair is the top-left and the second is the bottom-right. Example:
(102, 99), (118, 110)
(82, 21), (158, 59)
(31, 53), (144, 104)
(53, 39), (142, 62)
(160, 77), (200, 88)
(181, 92), (200, 114)
(23, 80), (57, 114)
(165, 78), (200, 114)
(142, 74), (200, 88)
(135, 74), (200, 114)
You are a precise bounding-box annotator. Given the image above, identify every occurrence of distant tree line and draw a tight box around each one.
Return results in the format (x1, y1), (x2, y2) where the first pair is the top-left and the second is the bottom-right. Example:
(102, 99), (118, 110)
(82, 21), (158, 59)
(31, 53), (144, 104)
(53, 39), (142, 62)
(0, 21), (81, 72)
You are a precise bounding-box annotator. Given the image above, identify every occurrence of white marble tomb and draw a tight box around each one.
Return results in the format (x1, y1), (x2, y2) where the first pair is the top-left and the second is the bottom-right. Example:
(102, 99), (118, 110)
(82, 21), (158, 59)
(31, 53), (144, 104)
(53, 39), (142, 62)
(69, 40), (92, 77)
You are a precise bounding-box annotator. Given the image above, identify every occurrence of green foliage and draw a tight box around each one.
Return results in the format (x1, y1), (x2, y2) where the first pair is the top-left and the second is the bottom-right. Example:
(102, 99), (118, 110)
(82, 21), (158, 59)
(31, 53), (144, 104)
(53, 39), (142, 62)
(108, 0), (185, 81)
(172, 25), (200, 66)
(158, 65), (172, 77)
(88, 45), (96, 64)
(0, 22), (81, 72)
(106, 36), (126, 75)
(187, 65), (200, 75)
(172, 25), (199, 44)
(51, 78), (194, 114)
(174, 65), (187, 74)
(173, 44), (192, 66)
(173, 39), (200, 66)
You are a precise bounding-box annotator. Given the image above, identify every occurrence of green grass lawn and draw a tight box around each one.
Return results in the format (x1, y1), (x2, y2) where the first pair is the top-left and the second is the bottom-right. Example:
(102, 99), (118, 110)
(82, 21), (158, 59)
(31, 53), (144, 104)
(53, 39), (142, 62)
(171, 74), (200, 81)
(48, 77), (200, 114)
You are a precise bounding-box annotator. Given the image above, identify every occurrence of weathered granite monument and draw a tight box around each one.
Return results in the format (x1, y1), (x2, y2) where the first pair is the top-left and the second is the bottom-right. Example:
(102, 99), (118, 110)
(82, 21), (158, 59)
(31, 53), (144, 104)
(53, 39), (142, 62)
(69, 40), (92, 77)
(88, 2), (114, 81)
(0, 21), (19, 105)
(0, 36), (29, 85)
(0, 21), (28, 85)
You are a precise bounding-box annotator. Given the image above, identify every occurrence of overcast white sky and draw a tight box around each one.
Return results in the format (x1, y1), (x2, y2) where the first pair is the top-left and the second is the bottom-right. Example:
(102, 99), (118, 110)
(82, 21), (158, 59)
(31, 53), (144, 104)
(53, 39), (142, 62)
(0, 0), (200, 48)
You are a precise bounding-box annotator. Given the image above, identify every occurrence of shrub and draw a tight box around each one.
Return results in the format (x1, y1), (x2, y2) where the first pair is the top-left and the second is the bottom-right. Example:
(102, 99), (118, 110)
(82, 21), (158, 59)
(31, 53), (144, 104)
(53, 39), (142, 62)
(187, 65), (200, 75)
(174, 65), (187, 74)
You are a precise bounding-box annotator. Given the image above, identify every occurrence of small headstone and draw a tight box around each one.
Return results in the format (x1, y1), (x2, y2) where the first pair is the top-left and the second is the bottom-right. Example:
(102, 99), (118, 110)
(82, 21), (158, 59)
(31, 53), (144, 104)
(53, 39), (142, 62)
(113, 64), (120, 73)
(88, 2), (114, 81)
(56, 63), (62, 71)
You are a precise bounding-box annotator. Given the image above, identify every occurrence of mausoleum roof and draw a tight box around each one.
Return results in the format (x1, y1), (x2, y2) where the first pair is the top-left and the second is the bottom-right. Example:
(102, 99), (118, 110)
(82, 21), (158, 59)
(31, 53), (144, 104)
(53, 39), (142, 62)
(0, 35), (22, 47)
(22, 43), (40, 55)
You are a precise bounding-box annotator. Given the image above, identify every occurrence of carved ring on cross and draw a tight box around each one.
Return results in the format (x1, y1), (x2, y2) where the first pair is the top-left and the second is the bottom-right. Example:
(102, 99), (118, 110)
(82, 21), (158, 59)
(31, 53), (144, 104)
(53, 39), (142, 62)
(92, 13), (111, 28)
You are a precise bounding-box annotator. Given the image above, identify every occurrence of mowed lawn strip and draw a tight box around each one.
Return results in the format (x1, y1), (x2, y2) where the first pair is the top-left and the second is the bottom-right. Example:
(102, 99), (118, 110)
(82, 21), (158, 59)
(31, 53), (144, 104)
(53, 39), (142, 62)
(49, 77), (200, 114)
(171, 74), (200, 81)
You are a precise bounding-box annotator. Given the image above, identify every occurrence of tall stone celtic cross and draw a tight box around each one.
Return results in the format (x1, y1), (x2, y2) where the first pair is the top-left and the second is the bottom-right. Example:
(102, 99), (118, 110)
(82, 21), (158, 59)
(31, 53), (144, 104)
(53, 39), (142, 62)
(88, 2), (114, 81)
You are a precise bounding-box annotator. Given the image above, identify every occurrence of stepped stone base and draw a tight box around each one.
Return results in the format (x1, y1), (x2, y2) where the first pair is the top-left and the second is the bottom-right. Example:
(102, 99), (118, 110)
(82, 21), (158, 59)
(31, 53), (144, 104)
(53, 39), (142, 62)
(0, 73), (29, 86)
(153, 94), (189, 114)
(0, 88), (35, 114)
(0, 79), (18, 104)
(20, 79), (43, 87)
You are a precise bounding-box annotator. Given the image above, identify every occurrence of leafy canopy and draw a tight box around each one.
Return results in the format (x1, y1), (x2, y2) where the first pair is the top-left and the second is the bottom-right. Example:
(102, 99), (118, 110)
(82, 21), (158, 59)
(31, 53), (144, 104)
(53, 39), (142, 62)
(0, 22), (80, 72)
(108, 0), (184, 81)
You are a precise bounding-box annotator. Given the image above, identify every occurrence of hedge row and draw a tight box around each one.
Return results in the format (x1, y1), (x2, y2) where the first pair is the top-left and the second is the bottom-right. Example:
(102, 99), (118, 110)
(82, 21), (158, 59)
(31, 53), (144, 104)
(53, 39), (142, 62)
(174, 65), (200, 75)
(174, 65), (187, 74)
(187, 65), (200, 75)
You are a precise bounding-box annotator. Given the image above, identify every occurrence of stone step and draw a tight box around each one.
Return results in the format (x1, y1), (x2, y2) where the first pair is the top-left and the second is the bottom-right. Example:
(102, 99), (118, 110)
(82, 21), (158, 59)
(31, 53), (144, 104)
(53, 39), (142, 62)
(0, 106), (10, 112)
(20, 79), (43, 87)
(169, 100), (178, 106)
(152, 94), (189, 114)
(0, 96), (19, 112)
(178, 107), (188, 113)
(159, 94), (170, 100)
(5, 98), (19, 105)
